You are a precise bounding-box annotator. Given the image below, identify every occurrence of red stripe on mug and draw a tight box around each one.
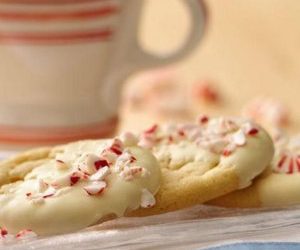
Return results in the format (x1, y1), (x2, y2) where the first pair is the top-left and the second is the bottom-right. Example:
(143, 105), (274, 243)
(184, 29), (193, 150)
(0, 5), (119, 21)
(0, 0), (104, 5)
(0, 29), (113, 44)
(0, 116), (118, 145)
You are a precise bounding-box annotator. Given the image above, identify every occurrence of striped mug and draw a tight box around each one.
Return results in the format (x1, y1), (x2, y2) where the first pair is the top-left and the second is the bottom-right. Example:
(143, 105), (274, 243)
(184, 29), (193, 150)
(0, 0), (206, 147)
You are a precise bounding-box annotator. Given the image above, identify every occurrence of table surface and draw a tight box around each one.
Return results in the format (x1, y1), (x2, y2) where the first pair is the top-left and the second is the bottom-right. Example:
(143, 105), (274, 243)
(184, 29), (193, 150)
(4, 205), (300, 250)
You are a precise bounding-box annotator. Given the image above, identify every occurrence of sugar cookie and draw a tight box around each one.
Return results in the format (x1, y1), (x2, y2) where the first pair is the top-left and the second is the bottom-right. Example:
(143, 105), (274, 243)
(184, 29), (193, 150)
(130, 116), (274, 216)
(209, 133), (300, 208)
(0, 139), (161, 235)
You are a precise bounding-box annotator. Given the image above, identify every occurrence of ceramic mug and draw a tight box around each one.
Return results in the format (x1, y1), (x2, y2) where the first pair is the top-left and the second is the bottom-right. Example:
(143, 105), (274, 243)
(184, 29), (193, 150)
(0, 0), (206, 147)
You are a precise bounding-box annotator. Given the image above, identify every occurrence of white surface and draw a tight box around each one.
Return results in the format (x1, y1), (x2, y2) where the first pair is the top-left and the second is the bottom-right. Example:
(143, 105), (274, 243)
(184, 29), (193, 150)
(1, 205), (300, 250)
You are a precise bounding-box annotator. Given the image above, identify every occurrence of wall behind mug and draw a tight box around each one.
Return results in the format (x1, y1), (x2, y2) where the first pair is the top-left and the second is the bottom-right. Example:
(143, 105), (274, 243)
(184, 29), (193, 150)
(123, 0), (300, 131)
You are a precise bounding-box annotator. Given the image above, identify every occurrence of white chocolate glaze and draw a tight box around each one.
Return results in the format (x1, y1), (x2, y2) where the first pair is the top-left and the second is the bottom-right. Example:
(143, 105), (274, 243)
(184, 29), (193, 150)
(139, 116), (274, 189)
(0, 139), (161, 235)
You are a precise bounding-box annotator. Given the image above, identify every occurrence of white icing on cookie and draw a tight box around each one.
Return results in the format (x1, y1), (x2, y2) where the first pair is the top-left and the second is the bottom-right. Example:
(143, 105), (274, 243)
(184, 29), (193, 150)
(0, 139), (161, 235)
(139, 116), (274, 189)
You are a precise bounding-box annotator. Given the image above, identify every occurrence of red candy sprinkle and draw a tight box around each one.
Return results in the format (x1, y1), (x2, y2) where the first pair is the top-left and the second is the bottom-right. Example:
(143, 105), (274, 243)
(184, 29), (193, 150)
(297, 156), (300, 171)
(15, 229), (34, 239)
(109, 146), (122, 155)
(222, 149), (232, 157)
(130, 156), (137, 163)
(144, 124), (158, 134)
(94, 159), (109, 170)
(70, 173), (80, 186)
(278, 154), (287, 168)
(56, 160), (65, 164)
(198, 115), (209, 124)
(193, 80), (219, 103)
(178, 130), (185, 137)
(42, 193), (54, 199)
(0, 228), (8, 237)
(247, 128), (259, 136)
(288, 159), (294, 174)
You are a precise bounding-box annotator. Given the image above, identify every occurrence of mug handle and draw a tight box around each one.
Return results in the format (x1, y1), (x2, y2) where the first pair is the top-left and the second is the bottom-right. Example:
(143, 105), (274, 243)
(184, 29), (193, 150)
(119, 0), (207, 74)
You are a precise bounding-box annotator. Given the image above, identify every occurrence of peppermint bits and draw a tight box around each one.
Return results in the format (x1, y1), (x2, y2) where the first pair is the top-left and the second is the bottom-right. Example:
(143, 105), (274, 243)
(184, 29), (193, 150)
(144, 124), (158, 134)
(75, 153), (102, 175)
(0, 228), (8, 237)
(15, 229), (37, 239)
(232, 129), (246, 146)
(197, 114), (209, 125)
(140, 189), (156, 208)
(84, 181), (106, 196)
(107, 138), (124, 156)
(94, 159), (109, 170)
(70, 172), (81, 186)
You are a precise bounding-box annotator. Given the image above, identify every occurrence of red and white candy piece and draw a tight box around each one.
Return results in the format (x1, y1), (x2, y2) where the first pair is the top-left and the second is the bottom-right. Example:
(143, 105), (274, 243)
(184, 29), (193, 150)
(108, 138), (124, 156)
(119, 166), (146, 181)
(274, 152), (300, 174)
(83, 181), (106, 196)
(197, 114), (210, 125)
(75, 153), (102, 175)
(90, 166), (111, 181)
(192, 80), (220, 103)
(140, 189), (156, 208)
(231, 129), (246, 146)
(0, 227), (8, 238)
(101, 150), (117, 165)
(15, 229), (37, 239)
(42, 186), (56, 199)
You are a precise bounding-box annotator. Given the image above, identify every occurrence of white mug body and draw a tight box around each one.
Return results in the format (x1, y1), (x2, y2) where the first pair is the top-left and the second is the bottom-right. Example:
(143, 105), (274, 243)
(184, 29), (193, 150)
(0, 0), (206, 146)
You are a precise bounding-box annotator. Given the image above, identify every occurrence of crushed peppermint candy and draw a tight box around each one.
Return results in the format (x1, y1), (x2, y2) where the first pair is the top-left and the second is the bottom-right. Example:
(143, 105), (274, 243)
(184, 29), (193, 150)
(90, 166), (111, 181)
(0, 228), (37, 240)
(231, 129), (246, 146)
(15, 229), (37, 239)
(140, 189), (156, 208)
(108, 138), (123, 155)
(138, 116), (260, 157)
(75, 153), (102, 175)
(0, 228), (8, 237)
(70, 172), (81, 186)
(24, 136), (152, 212)
(83, 181), (106, 196)
(94, 159), (109, 170)
(119, 166), (147, 181)
(42, 186), (56, 199)
(273, 135), (300, 174)
(197, 114), (209, 125)
(192, 80), (220, 103)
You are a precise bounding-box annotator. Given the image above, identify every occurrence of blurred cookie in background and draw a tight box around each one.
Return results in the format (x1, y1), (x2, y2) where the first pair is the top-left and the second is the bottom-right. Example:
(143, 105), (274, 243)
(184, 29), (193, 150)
(123, 67), (190, 118)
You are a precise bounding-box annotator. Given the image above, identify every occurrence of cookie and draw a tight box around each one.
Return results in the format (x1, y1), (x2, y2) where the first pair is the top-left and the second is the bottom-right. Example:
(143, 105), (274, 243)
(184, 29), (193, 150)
(208, 133), (300, 208)
(0, 138), (161, 235)
(129, 116), (274, 216)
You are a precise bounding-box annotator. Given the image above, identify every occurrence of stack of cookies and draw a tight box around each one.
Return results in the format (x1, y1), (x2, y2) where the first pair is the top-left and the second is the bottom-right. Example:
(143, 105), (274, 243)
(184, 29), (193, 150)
(0, 115), (297, 237)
